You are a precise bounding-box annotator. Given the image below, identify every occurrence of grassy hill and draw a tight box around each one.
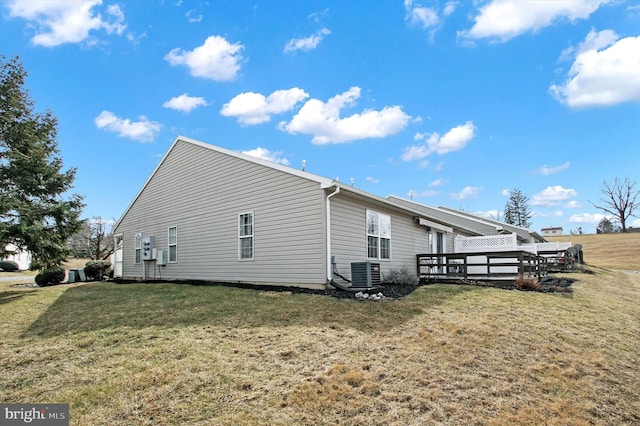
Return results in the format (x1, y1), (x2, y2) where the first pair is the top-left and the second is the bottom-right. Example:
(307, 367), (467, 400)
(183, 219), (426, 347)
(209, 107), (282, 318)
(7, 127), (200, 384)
(1, 234), (639, 424)
(547, 232), (640, 271)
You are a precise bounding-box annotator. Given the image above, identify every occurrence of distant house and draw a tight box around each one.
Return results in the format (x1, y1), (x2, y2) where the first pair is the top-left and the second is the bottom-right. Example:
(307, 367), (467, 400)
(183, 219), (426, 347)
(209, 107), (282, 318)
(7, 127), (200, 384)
(112, 136), (476, 289)
(2, 244), (32, 270)
(541, 227), (563, 237)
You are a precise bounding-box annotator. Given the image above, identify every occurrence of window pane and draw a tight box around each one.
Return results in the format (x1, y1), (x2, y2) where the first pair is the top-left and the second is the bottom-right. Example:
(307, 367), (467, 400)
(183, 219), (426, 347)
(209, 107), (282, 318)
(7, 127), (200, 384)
(367, 236), (378, 258)
(379, 215), (391, 238)
(169, 227), (177, 244)
(169, 245), (177, 262)
(135, 250), (141, 264)
(240, 237), (253, 259)
(240, 213), (253, 237)
(366, 211), (379, 235)
(381, 238), (391, 259)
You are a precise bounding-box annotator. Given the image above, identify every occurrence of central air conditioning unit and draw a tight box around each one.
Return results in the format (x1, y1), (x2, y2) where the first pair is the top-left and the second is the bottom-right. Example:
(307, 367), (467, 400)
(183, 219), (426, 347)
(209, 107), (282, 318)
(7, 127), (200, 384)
(351, 262), (381, 288)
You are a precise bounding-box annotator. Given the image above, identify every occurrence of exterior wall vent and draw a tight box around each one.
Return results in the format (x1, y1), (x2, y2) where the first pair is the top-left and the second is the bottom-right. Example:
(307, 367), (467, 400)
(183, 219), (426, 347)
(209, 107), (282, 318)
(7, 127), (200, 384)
(351, 262), (381, 288)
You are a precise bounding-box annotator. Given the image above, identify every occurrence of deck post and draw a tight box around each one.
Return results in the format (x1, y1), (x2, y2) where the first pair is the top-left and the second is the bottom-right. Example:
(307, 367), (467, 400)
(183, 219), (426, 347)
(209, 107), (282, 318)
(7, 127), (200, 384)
(519, 252), (524, 277)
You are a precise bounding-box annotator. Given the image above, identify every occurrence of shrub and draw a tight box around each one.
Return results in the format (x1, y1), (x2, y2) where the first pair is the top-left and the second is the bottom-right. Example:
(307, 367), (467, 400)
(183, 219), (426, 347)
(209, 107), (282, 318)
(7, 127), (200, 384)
(383, 266), (419, 286)
(84, 260), (112, 281)
(35, 267), (65, 286)
(0, 260), (20, 272)
(514, 275), (541, 291)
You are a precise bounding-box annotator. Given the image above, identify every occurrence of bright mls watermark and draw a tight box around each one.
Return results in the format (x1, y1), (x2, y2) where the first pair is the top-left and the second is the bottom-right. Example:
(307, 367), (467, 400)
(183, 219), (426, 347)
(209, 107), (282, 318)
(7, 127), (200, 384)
(1, 404), (69, 425)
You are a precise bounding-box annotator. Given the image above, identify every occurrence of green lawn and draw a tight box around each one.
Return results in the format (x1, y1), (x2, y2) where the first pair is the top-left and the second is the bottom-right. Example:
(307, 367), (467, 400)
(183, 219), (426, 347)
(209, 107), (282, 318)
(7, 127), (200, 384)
(2, 268), (639, 425)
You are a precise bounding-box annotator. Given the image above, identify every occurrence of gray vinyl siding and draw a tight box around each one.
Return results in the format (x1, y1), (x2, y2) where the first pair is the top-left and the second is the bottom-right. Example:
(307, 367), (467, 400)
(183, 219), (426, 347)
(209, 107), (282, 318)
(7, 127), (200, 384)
(114, 140), (327, 287)
(329, 194), (428, 281)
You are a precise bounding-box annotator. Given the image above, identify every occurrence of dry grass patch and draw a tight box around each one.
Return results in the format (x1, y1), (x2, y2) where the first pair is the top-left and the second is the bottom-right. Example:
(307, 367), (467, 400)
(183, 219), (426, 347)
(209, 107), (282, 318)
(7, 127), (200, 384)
(552, 232), (640, 271)
(1, 271), (639, 425)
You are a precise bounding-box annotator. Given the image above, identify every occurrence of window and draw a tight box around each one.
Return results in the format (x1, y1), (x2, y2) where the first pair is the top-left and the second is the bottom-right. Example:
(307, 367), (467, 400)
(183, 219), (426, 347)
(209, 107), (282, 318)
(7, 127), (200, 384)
(168, 226), (177, 263)
(366, 210), (391, 260)
(134, 232), (142, 264)
(239, 212), (254, 260)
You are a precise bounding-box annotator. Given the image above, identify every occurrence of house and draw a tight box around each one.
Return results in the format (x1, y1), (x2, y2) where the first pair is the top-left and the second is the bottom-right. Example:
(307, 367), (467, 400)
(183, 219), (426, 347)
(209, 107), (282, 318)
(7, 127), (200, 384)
(112, 136), (474, 289)
(541, 227), (563, 237)
(436, 206), (546, 245)
(2, 244), (32, 270)
(383, 198), (554, 280)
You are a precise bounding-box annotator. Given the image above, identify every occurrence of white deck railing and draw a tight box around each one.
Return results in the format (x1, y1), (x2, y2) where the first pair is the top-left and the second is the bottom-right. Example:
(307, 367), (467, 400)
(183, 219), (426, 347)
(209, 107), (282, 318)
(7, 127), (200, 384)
(455, 235), (571, 255)
(455, 234), (523, 253)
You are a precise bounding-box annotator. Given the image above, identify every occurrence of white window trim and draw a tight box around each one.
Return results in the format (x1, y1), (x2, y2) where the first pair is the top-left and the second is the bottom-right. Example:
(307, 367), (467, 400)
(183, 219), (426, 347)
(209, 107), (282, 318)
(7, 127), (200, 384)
(134, 232), (142, 264)
(238, 212), (254, 261)
(366, 209), (392, 260)
(168, 226), (178, 263)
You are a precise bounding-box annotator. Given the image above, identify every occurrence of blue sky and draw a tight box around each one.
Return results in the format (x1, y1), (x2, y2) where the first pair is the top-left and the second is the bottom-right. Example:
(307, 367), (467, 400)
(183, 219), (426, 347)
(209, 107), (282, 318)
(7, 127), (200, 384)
(2, 0), (639, 234)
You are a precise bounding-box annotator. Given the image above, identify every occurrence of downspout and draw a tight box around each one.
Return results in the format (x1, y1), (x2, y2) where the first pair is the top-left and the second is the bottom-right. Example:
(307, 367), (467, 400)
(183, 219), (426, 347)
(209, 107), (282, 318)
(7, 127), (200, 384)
(326, 185), (341, 284)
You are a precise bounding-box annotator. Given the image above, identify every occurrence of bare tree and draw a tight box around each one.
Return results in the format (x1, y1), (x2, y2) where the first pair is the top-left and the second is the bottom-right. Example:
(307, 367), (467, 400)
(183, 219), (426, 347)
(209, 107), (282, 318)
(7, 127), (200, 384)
(68, 217), (114, 260)
(591, 177), (639, 232)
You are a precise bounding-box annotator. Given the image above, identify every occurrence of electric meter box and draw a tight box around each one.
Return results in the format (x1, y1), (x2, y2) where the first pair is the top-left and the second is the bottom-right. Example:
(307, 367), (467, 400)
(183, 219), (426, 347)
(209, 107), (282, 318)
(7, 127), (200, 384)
(142, 236), (155, 260)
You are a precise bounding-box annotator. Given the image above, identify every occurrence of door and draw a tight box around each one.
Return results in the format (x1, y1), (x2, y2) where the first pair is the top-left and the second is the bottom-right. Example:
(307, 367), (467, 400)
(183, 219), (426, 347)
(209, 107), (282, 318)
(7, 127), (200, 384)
(113, 234), (124, 278)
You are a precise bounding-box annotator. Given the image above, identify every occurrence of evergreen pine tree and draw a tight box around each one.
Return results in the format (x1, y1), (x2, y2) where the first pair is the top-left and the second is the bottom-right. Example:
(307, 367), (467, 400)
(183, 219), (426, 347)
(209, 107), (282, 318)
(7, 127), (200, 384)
(503, 189), (532, 229)
(0, 56), (84, 269)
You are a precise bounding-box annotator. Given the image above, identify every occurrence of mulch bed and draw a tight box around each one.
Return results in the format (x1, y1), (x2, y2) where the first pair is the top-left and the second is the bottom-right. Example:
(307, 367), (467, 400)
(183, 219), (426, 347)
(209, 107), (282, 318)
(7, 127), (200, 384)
(106, 276), (575, 300)
(322, 276), (575, 300)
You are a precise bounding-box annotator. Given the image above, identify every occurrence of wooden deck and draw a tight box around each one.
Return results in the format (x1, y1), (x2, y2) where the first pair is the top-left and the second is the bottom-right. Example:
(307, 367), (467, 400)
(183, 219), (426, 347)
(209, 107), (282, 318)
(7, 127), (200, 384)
(416, 250), (548, 282)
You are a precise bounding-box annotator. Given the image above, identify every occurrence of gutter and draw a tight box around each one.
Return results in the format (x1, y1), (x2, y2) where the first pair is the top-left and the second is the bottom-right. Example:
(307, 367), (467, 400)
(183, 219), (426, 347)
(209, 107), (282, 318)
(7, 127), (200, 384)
(326, 185), (341, 283)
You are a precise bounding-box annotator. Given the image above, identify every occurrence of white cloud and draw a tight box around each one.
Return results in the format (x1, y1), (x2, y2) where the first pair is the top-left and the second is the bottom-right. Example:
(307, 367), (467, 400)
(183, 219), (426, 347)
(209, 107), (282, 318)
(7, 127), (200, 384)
(402, 121), (475, 161)
(531, 185), (577, 206)
(550, 30), (640, 107)
(278, 87), (411, 144)
(186, 9), (202, 23)
(474, 209), (502, 220)
(451, 186), (482, 200)
(165, 35), (244, 81)
(429, 178), (446, 187)
(569, 212), (607, 224)
(565, 200), (583, 209)
(221, 88), (309, 126)
(241, 147), (289, 166)
(443, 1), (457, 16)
(405, 0), (439, 29)
(461, 0), (611, 42)
(95, 111), (161, 142)
(6, 0), (126, 47)
(411, 189), (439, 198)
(537, 161), (571, 175)
(366, 176), (381, 184)
(534, 210), (564, 218)
(163, 93), (208, 112)
(501, 188), (510, 196)
(284, 28), (331, 53)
